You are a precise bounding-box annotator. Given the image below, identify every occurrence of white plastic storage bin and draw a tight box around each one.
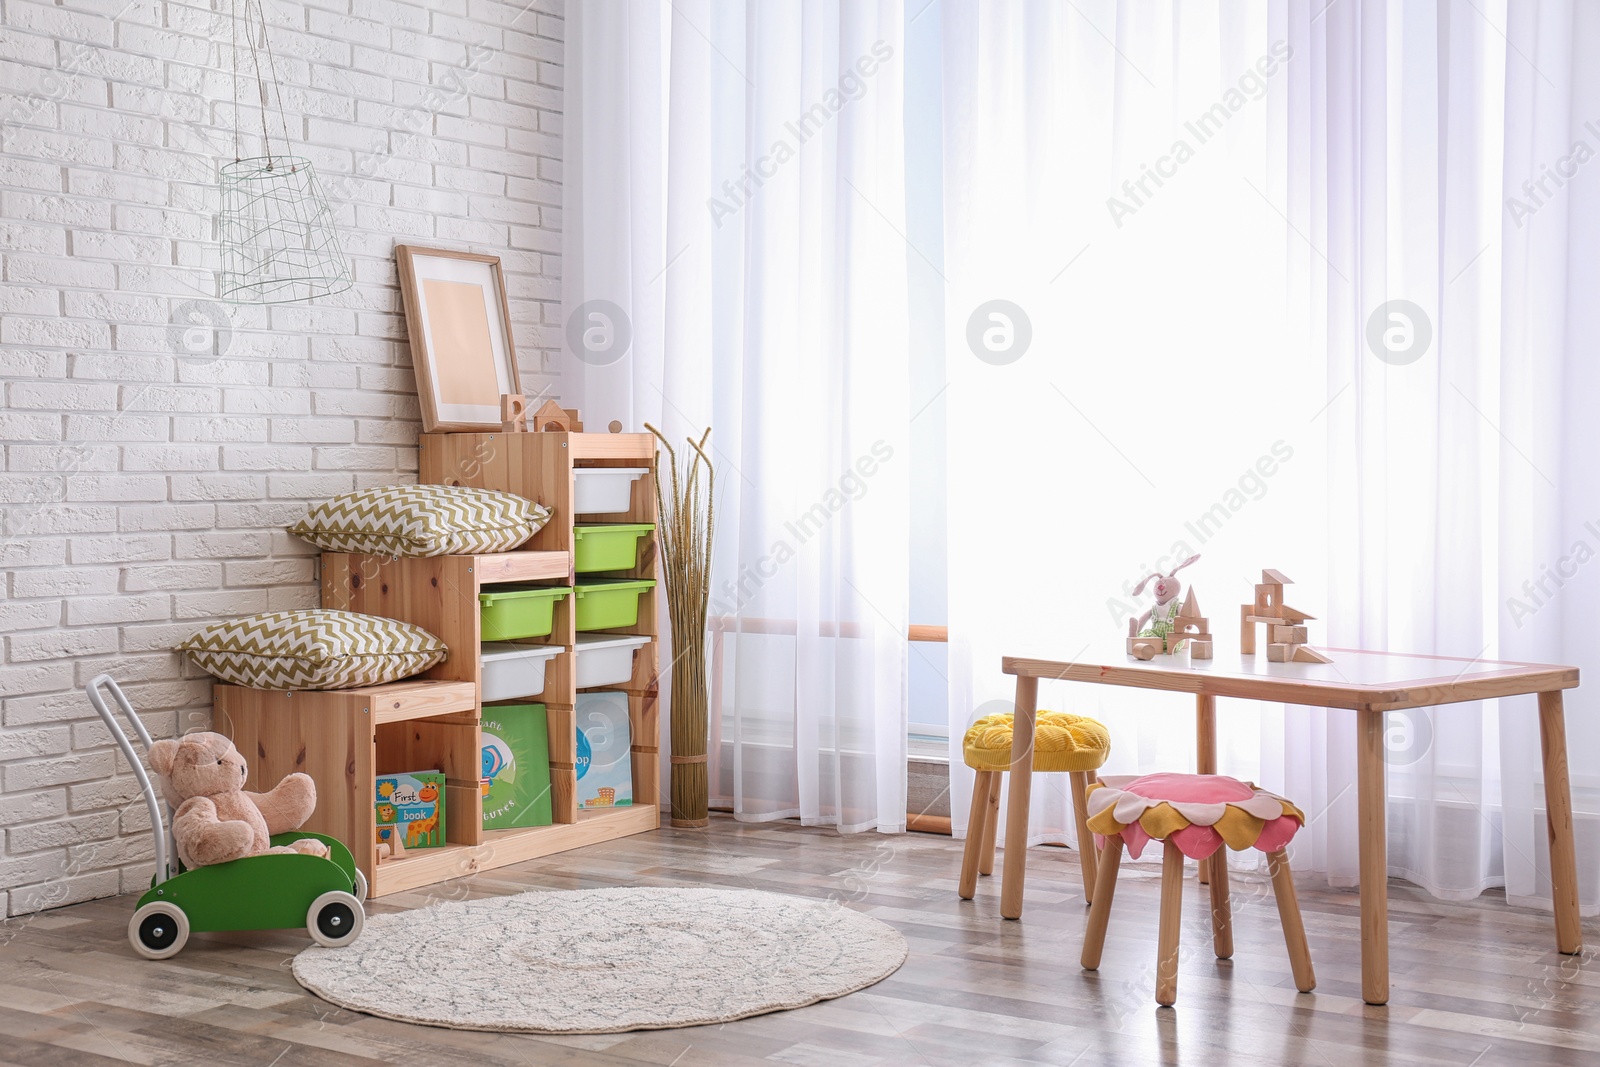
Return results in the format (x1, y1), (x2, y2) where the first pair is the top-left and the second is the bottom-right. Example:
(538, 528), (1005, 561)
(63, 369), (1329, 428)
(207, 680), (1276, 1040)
(574, 633), (650, 689)
(480, 642), (562, 702)
(573, 467), (649, 515)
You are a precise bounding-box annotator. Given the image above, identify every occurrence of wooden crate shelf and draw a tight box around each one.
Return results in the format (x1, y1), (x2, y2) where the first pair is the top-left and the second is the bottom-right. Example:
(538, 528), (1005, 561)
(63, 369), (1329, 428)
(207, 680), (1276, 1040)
(419, 428), (662, 834)
(215, 431), (663, 899)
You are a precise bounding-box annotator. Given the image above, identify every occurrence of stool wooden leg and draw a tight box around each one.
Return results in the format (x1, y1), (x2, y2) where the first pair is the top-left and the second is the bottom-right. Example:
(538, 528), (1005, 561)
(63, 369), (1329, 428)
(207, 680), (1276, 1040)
(1069, 770), (1097, 905)
(1196, 694), (1216, 887)
(1267, 848), (1316, 992)
(1208, 847), (1233, 959)
(1080, 834), (1124, 970)
(977, 771), (1000, 877)
(1156, 840), (1185, 1006)
(959, 771), (995, 899)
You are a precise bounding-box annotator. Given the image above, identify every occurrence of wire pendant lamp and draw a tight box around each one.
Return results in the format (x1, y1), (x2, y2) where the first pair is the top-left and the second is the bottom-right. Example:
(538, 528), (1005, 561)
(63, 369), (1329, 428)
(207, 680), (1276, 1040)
(218, 0), (351, 304)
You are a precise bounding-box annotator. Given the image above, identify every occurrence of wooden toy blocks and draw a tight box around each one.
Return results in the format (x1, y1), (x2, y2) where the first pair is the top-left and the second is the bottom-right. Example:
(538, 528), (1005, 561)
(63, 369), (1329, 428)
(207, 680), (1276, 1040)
(1126, 617), (1162, 660)
(1241, 570), (1332, 664)
(1170, 588), (1214, 659)
(1127, 587), (1214, 660)
(500, 393), (528, 432)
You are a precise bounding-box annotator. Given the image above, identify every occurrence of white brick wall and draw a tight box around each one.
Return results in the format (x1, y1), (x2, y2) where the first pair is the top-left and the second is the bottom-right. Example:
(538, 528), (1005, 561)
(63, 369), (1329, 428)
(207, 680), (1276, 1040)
(0, 0), (563, 917)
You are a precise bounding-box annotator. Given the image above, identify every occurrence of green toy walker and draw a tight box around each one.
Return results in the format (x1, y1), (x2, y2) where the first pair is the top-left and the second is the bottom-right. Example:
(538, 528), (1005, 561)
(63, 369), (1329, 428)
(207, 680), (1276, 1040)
(88, 674), (367, 960)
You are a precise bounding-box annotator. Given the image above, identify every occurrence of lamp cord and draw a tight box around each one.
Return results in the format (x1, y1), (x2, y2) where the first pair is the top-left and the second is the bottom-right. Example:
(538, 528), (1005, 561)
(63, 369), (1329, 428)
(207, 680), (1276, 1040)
(230, 0), (295, 170)
(230, 0), (240, 162)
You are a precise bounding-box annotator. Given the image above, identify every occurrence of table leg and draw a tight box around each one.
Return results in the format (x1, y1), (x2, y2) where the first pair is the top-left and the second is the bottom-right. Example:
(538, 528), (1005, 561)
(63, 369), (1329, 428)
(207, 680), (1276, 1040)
(1357, 707), (1389, 1005)
(1538, 690), (1583, 954)
(1197, 694), (1216, 886)
(1000, 675), (1039, 920)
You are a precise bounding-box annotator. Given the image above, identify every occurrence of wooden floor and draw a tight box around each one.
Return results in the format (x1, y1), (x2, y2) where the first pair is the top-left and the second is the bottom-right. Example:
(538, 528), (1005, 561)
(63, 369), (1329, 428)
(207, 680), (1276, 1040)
(1, 815), (1598, 1066)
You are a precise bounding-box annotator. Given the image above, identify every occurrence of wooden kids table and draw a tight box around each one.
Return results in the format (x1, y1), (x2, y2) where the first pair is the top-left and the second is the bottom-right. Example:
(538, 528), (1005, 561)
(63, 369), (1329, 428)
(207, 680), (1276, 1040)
(999, 646), (1582, 1006)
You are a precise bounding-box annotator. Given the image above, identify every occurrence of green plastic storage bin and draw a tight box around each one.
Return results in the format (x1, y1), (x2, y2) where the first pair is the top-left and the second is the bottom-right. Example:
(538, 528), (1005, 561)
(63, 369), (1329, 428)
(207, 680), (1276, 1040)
(479, 584), (571, 641)
(573, 523), (655, 573)
(573, 578), (656, 630)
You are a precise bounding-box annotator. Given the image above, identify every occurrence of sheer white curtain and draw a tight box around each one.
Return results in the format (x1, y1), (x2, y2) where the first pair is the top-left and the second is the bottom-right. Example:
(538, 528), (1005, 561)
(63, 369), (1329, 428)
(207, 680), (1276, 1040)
(563, 0), (911, 831)
(941, 1), (1322, 853)
(1288, 0), (1600, 910)
(944, 0), (1600, 912)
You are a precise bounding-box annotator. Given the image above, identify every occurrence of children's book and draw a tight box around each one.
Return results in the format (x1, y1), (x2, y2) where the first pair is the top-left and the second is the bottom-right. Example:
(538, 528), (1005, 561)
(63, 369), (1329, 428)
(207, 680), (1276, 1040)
(481, 703), (554, 830)
(376, 770), (446, 850)
(575, 691), (632, 809)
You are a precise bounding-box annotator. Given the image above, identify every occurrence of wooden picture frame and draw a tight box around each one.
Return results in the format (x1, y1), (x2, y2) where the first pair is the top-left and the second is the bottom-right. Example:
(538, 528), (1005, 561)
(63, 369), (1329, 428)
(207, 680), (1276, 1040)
(396, 244), (521, 432)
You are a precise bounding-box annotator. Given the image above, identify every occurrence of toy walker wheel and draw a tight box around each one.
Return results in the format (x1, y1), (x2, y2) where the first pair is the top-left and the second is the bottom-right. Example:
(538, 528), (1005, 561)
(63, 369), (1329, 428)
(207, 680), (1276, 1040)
(129, 901), (190, 960)
(352, 869), (368, 902)
(306, 890), (364, 948)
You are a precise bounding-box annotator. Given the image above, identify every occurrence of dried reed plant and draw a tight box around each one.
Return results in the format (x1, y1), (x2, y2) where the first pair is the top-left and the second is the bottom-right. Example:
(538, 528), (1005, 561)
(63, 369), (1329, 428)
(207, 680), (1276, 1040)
(645, 424), (715, 827)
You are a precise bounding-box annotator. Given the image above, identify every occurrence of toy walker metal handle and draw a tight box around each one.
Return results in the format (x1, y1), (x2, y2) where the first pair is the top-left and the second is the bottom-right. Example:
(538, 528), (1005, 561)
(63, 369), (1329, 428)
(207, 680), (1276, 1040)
(86, 674), (171, 885)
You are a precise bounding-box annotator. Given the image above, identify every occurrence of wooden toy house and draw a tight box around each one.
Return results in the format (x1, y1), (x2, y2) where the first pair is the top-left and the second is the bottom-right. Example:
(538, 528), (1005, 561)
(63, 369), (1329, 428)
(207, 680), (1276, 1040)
(1240, 570), (1331, 664)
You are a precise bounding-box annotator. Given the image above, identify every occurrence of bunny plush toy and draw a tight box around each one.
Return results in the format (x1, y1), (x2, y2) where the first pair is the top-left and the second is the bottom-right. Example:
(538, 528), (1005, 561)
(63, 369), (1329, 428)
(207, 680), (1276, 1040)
(1131, 554), (1200, 653)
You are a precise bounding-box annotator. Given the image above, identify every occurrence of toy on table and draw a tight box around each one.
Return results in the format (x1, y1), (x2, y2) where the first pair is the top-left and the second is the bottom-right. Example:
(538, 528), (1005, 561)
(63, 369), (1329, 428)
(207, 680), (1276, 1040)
(1168, 588), (1213, 659)
(1239, 569), (1332, 664)
(1126, 554), (1202, 660)
(87, 675), (365, 960)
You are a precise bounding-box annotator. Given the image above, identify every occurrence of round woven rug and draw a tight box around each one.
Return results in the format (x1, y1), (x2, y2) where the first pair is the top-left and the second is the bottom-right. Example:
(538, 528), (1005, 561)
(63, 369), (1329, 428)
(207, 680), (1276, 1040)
(291, 886), (907, 1033)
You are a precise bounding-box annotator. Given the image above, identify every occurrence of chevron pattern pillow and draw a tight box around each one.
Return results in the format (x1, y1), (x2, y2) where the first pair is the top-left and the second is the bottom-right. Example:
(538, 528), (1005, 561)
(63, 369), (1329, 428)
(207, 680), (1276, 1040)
(288, 485), (553, 557)
(177, 610), (448, 690)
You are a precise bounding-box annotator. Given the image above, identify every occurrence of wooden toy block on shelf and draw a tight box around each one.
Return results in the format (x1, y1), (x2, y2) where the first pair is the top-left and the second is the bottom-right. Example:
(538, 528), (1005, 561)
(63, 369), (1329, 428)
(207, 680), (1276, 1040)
(1240, 570), (1333, 665)
(500, 393), (527, 432)
(530, 399), (585, 433)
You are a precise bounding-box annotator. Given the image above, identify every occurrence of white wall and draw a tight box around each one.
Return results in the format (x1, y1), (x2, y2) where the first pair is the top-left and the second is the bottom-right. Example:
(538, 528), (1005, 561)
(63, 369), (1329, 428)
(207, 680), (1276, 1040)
(0, 0), (563, 916)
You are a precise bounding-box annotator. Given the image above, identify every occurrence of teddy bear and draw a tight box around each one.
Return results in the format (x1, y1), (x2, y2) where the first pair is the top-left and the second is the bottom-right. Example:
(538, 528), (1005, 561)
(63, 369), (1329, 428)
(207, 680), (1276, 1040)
(146, 731), (330, 868)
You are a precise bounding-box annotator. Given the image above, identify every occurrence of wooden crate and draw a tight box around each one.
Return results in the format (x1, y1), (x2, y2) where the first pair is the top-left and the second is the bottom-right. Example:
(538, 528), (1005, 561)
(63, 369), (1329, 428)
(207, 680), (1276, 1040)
(215, 679), (478, 896)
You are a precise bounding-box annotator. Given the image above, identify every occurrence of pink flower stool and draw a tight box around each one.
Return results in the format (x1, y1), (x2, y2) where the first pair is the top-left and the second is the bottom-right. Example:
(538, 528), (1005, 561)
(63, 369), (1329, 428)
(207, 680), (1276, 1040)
(1078, 772), (1316, 1006)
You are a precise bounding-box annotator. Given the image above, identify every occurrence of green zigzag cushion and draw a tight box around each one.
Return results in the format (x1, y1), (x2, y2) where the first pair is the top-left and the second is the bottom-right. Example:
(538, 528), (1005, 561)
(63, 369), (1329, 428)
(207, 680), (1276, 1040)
(177, 609), (447, 690)
(288, 484), (553, 557)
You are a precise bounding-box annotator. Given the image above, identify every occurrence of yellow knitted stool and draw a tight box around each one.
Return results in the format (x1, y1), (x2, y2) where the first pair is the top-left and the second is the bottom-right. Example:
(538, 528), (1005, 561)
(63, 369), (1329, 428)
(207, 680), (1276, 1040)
(958, 709), (1111, 904)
